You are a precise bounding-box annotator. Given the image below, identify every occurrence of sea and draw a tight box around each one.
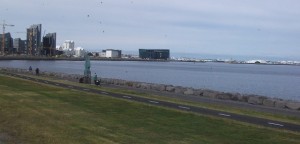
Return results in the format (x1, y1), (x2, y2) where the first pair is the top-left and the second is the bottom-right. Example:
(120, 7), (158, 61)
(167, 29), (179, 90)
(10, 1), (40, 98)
(0, 60), (300, 101)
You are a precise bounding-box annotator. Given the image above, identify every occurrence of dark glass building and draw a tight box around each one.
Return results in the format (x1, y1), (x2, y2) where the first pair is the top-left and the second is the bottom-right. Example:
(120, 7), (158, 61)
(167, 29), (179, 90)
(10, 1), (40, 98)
(13, 38), (26, 54)
(0, 33), (13, 54)
(27, 24), (42, 55)
(139, 49), (170, 60)
(42, 33), (56, 56)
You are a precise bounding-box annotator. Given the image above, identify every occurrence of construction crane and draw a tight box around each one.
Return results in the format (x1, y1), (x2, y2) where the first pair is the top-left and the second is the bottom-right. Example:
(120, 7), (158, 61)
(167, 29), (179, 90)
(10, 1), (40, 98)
(1, 20), (14, 55)
(16, 32), (26, 34)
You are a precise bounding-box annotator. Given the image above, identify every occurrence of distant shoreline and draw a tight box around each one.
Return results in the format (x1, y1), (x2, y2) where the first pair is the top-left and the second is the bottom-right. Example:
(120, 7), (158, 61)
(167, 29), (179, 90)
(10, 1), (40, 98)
(0, 56), (169, 62)
(0, 56), (299, 66)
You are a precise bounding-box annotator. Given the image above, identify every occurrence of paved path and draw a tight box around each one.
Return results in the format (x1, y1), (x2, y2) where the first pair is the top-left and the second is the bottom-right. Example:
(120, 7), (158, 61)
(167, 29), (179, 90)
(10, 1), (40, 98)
(2, 72), (300, 132)
(108, 84), (300, 118)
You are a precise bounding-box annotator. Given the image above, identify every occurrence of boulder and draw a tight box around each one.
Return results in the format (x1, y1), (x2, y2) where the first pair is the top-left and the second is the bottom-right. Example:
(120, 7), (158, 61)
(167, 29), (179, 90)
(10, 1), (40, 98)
(111, 79), (116, 84)
(121, 80), (126, 85)
(133, 82), (141, 88)
(247, 96), (264, 105)
(184, 88), (194, 95)
(150, 84), (157, 90)
(285, 101), (300, 110)
(159, 85), (166, 91)
(230, 93), (241, 101)
(151, 84), (166, 91)
(105, 79), (112, 84)
(49, 73), (55, 77)
(193, 89), (204, 96)
(174, 87), (185, 94)
(203, 90), (219, 99)
(115, 79), (122, 85)
(274, 100), (286, 109)
(60, 73), (65, 78)
(110, 79), (116, 84)
(140, 83), (151, 89)
(150, 84), (158, 90)
(263, 99), (276, 107)
(103, 79), (108, 84)
(166, 86), (175, 92)
(217, 93), (232, 100)
(126, 81), (134, 87)
(114, 79), (120, 85)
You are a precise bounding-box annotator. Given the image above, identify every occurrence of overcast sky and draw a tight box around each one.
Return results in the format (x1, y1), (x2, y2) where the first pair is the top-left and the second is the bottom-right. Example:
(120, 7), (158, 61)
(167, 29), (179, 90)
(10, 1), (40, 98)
(1, 0), (300, 59)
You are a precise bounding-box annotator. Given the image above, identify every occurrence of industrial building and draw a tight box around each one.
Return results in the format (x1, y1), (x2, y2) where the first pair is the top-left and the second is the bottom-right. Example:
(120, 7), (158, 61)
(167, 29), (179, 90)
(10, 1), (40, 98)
(27, 24), (42, 55)
(102, 49), (121, 58)
(139, 49), (170, 60)
(42, 33), (56, 56)
(0, 33), (13, 54)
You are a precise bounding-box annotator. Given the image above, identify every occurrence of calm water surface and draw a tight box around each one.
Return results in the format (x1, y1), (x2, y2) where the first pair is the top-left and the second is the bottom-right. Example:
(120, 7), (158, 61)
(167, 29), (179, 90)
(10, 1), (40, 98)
(0, 60), (300, 101)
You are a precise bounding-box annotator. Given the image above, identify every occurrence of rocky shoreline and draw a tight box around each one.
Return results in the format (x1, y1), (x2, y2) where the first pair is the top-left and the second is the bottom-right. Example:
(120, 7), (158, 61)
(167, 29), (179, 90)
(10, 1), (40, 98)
(1, 67), (299, 111)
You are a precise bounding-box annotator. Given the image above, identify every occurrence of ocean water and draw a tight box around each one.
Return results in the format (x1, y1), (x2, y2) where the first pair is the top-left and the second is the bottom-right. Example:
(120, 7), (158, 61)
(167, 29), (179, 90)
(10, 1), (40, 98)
(0, 60), (300, 100)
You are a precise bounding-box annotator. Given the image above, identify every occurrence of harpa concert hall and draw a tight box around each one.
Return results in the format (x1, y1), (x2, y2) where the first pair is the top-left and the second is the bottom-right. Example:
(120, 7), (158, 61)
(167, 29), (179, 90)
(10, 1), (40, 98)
(139, 49), (170, 60)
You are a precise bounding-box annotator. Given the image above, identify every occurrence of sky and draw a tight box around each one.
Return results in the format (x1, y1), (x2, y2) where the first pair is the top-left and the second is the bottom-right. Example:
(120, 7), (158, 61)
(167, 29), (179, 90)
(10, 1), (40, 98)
(1, 0), (300, 60)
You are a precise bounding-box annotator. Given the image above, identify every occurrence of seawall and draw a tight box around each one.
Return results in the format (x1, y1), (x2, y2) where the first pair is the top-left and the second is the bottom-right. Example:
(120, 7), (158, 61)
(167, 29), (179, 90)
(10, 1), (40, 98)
(1, 67), (299, 111)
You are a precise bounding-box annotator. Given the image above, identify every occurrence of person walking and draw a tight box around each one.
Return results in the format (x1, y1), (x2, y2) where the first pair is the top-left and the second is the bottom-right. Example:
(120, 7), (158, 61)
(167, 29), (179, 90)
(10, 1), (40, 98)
(93, 73), (98, 85)
(29, 66), (32, 72)
(35, 68), (39, 76)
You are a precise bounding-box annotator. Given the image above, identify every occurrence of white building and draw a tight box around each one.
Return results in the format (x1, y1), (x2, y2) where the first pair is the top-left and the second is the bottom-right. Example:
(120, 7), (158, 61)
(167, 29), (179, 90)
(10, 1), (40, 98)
(62, 40), (75, 51)
(58, 40), (76, 56)
(104, 49), (121, 58)
(74, 47), (85, 57)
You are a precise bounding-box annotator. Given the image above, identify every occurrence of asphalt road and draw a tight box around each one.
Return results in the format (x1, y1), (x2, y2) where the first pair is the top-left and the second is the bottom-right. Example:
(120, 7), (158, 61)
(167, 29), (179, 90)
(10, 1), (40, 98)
(2, 72), (300, 132)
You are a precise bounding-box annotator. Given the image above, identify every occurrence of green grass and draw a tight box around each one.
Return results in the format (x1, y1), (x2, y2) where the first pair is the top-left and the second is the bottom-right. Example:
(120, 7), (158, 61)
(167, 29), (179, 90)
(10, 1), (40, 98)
(21, 73), (300, 125)
(0, 75), (300, 144)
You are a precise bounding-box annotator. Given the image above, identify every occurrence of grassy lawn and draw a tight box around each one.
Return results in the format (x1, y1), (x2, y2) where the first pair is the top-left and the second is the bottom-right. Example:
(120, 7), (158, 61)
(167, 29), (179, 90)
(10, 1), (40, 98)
(21, 73), (300, 125)
(0, 75), (300, 144)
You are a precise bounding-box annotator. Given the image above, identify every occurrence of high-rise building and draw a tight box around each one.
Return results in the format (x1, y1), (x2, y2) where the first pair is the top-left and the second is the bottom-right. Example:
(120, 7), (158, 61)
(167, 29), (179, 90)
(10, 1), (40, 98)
(13, 38), (26, 54)
(27, 24), (42, 55)
(0, 33), (13, 54)
(42, 33), (56, 56)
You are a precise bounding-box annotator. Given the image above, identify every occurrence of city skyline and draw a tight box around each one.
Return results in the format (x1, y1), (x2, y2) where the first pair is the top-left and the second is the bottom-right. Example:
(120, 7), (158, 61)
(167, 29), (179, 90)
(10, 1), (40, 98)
(1, 0), (300, 60)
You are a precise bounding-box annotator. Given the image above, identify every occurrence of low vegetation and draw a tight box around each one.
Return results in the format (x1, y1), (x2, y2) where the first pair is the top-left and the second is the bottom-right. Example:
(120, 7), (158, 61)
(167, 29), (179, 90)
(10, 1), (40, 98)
(0, 75), (299, 144)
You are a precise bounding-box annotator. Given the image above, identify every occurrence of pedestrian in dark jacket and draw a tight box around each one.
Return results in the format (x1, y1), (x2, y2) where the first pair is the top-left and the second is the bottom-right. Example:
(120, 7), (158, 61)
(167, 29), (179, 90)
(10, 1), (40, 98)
(35, 68), (39, 76)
